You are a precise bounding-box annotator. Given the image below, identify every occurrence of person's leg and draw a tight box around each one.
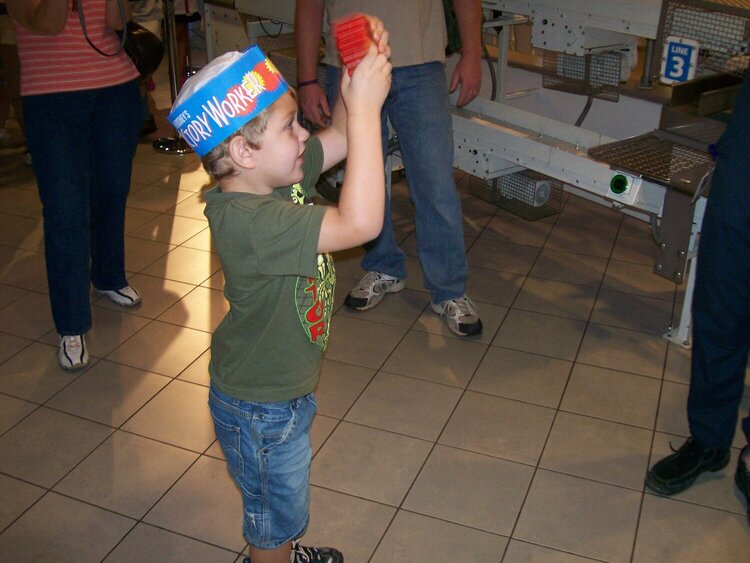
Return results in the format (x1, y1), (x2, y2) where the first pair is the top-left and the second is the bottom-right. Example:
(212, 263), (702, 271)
(646, 90), (750, 494)
(324, 64), (340, 109)
(249, 542), (291, 563)
(688, 201), (750, 451)
(88, 80), (141, 292)
(384, 62), (467, 303)
(209, 386), (299, 555)
(688, 69), (750, 451)
(689, 156), (750, 521)
(209, 387), (341, 562)
(358, 88), (408, 280)
(329, 64), (407, 280)
(328, 65), (408, 310)
(23, 90), (95, 335)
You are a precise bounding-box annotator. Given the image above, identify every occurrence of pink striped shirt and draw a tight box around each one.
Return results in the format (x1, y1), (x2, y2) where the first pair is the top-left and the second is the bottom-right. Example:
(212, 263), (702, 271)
(14, 0), (138, 96)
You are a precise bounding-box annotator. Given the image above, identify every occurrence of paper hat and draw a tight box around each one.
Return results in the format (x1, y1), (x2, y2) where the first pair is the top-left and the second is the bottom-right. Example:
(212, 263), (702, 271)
(168, 46), (290, 157)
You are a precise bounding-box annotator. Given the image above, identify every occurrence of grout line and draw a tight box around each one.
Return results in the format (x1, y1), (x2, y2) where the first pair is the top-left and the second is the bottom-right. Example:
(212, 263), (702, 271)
(2, 146), (745, 560)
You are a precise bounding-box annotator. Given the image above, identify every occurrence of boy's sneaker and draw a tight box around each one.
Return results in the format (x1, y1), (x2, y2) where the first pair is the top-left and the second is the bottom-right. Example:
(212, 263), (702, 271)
(241, 540), (343, 563)
(735, 445), (750, 524)
(291, 540), (343, 562)
(96, 285), (141, 307)
(431, 295), (483, 337)
(645, 437), (731, 495)
(344, 271), (404, 311)
(58, 334), (89, 370)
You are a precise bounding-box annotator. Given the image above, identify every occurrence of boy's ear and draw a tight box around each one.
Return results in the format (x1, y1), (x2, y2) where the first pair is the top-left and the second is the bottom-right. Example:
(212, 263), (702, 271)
(227, 135), (257, 170)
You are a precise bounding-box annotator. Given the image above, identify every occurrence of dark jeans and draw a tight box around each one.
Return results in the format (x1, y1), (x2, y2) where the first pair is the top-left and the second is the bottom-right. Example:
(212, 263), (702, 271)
(687, 74), (750, 450)
(326, 63), (468, 303)
(23, 79), (141, 335)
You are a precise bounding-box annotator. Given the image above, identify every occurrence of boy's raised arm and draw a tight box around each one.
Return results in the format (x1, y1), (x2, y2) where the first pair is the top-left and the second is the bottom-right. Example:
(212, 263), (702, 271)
(315, 93), (349, 174)
(317, 45), (392, 254)
(315, 16), (390, 172)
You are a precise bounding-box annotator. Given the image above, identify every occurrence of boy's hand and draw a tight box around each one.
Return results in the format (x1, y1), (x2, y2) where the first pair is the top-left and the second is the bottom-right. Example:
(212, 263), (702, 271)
(300, 15), (389, 128)
(365, 16), (390, 58)
(340, 44), (392, 116)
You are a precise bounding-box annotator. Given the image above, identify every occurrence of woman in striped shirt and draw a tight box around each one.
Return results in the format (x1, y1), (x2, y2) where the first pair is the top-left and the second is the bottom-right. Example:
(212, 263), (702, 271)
(7, 0), (143, 370)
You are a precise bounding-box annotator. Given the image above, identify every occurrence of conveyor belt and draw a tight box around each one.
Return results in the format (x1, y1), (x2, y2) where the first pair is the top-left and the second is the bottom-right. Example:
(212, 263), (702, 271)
(588, 132), (712, 186)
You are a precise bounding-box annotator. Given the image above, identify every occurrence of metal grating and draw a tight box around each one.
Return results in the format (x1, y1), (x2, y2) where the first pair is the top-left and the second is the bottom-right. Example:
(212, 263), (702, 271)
(542, 51), (621, 102)
(469, 170), (563, 221)
(660, 0), (750, 76)
(588, 134), (713, 185)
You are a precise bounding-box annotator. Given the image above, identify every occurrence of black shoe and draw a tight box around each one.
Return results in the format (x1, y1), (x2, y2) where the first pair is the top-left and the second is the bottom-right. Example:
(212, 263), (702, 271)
(735, 445), (750, 524)
(242, 541), (343, 563)
(645, 438), (730, 496)
(291, 540), (343, 563)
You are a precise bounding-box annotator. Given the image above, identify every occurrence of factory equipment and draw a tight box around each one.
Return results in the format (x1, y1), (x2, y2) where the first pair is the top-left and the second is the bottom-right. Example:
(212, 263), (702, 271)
(205, 0), (749, 347)
(454, 0), (749, 347)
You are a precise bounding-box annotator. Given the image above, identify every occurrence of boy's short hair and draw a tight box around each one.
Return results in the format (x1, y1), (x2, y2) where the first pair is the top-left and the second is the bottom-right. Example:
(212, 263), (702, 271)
(201, 109), (271, 180)
(201, 88), (297, 181)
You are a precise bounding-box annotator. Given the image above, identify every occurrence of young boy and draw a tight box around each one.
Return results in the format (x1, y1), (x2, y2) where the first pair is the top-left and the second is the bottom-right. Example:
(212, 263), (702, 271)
(168, 25), (391, 563)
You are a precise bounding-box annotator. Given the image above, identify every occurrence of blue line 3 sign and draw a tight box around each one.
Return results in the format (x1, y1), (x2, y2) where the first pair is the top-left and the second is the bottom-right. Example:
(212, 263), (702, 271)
(660, 36), (700, 84)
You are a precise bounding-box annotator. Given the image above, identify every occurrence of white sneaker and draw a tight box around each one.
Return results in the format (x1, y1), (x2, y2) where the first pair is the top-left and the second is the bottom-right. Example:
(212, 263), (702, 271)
(97, 285), (141, 307)
(344, 271), (405, 311)
(431, 295), (483, 337)
(58, 334), (89, 370)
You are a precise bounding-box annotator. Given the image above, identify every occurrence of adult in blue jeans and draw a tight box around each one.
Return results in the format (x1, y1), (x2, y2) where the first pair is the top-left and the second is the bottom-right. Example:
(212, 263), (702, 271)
(9, 0), (143, 370)
(296, 0), (484, 336)
(645, 74), (750, 524)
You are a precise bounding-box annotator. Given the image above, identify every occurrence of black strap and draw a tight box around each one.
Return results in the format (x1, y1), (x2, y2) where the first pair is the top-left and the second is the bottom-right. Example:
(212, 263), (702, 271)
(76, 0), (127, 57)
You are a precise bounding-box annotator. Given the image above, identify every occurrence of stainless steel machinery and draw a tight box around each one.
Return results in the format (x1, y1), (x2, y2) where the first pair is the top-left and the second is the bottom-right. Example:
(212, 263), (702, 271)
(208, 0), (750, 347)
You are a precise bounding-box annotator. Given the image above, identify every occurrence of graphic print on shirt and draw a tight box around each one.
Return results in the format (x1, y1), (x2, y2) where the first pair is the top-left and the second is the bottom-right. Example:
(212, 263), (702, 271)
(292, 183), (335, 349)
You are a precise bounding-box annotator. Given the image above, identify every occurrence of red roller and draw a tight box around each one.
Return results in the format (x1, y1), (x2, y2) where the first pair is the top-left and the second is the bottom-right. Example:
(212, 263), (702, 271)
(331, 13), (373, 76)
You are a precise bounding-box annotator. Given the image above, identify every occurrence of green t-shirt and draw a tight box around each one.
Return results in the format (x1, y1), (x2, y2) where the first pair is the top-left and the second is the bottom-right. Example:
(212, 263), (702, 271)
(203, 136), (333, 402)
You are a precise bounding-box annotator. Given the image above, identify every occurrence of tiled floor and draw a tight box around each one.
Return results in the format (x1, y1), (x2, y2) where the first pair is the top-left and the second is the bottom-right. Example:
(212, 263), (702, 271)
(2, 45), (750, 563)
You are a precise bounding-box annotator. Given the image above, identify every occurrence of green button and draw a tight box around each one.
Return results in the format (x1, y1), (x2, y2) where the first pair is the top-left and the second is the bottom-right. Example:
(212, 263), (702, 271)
(610, 174), (629, 194)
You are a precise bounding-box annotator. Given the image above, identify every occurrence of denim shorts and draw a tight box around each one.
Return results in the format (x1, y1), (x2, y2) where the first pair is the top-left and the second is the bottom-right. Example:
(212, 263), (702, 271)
(208, 384), (317, 549)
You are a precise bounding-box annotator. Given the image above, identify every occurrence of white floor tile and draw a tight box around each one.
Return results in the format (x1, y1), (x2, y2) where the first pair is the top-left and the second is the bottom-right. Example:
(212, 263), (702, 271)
(0, 407), (113, 487)
(372, 510), (508, 563)
(439, 391), (555, 465)
(0, 492), (134, 562)
(311, 422), (432, 506)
